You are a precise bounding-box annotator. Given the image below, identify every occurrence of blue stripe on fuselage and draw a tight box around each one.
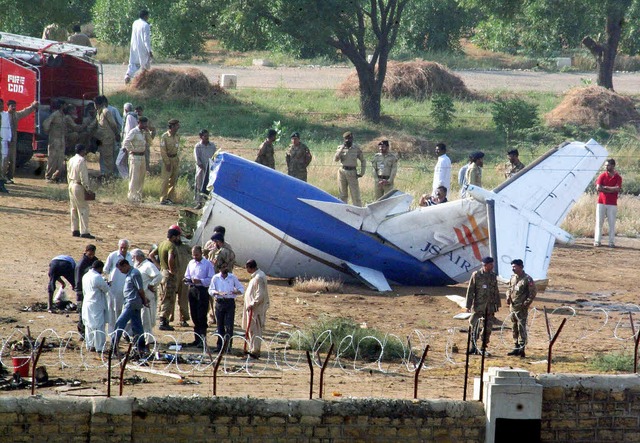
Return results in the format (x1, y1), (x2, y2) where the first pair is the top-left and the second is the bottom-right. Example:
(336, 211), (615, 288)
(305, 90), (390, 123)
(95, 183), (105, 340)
(211, 153), (455, 286)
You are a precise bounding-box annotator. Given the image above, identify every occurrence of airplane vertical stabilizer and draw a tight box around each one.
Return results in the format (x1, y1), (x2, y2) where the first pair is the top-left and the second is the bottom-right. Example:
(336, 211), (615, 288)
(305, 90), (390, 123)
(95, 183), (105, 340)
(476, 139), (607, 282)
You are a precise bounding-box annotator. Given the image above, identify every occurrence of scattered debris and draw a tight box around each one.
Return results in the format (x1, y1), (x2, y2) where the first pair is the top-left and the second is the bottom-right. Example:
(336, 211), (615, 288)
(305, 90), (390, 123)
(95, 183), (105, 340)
(21, 301), (77, 313)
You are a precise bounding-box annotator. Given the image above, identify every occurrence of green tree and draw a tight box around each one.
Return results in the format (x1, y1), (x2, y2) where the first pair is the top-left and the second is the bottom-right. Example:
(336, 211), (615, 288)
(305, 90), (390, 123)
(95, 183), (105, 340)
(92, 0), (215, 59)
(399, 0), (475, 52)
(467, 0), (636, 90)
(217, 0), (409, 123)
(0, 0), (94, 37)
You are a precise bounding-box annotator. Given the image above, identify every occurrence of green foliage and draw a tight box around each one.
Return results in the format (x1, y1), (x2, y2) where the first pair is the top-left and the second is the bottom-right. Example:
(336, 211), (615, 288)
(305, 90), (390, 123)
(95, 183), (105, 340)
(271, 121), (288, 146)
(430, 94), (455, 130)
(590, 351), (634, 372)
(92, 0), (216, 58)
(469, 0), (640, 57)
(0, 0), (94, 37)
(92, 0), (138, 46)
(215, 1), (337, 59)
(295, 316), (406, 362)
(491, 98), (539, 143)
(399, 0), (475, 52)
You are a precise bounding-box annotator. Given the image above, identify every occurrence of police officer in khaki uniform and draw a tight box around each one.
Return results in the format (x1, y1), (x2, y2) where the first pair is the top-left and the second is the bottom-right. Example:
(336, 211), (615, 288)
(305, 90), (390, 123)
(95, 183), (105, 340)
(67, 144), (94, 238)
(334, 131), (366, 206)
(465, 256), (501, 355)
(286, 132), (313, 182)
(160, 119), (180, 205)
(43, 100), (66, 182)
(123, 117), (151, 203)
(94, 95), (119, 178)
(371, 140), (398, 199)
(465, 151), (484, 187)
(63, 104), (85, 149)
(506, 259), (537, 357)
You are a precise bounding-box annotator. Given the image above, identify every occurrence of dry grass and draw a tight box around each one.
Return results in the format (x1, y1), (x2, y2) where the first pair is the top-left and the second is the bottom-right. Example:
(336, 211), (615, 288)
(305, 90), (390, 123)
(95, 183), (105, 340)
(561, 194), (640, 238)
(545, 86), (640, 129)
(293, 277), (344, 293)
(338, 61), (471, 100)
(131, 68), (226, 101)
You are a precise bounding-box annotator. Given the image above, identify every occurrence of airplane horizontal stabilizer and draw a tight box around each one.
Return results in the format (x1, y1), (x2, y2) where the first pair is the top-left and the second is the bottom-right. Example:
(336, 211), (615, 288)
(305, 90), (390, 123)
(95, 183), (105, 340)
(343, 262), (392, 292)
(299, 192), (413, 232)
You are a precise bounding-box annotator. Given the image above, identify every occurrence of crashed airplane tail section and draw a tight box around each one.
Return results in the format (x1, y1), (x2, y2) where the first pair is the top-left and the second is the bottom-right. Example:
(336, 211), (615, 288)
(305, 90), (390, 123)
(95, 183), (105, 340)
(192, 140), (607, 291)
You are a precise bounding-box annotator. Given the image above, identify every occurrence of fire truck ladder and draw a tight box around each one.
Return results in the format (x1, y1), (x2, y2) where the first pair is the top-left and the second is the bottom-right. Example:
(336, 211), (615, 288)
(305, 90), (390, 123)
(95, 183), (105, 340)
(0, 31), (97, 59)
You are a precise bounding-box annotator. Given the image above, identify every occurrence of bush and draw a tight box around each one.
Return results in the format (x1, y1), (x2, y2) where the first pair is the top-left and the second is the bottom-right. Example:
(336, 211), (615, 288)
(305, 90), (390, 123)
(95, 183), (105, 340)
(491, 98), (539, 143)
(590, 351), (634, 372)
(430, 94), (455, 130)
(296, 316), (405, 362)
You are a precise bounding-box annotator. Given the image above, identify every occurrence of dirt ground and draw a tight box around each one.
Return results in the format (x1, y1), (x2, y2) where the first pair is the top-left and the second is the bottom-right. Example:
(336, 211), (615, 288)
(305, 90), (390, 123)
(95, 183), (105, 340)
(0, 158), (638, 401)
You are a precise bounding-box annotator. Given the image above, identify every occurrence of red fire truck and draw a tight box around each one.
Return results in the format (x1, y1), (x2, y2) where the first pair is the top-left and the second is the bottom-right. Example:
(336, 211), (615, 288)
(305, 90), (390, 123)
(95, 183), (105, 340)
(0, 32), (102, 167)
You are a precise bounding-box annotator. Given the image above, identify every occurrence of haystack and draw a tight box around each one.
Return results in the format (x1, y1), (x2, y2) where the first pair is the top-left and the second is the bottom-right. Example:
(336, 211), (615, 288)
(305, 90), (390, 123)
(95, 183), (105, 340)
(546, 86), (640, 129)
(132, 68), (225, 101)
(338, 61), (470, 100)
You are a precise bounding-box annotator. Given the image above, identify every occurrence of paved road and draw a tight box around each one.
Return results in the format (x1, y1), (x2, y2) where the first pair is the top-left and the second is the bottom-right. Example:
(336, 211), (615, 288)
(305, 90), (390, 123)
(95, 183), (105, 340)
(102, 63), (640, 94)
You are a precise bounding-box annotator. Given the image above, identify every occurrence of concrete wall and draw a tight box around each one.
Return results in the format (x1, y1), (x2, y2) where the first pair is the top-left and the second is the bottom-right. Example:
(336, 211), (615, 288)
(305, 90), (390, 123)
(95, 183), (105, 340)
(0, 396), (486, 442)
(538, 374), (640, 442)
(3, 373), (640, 442)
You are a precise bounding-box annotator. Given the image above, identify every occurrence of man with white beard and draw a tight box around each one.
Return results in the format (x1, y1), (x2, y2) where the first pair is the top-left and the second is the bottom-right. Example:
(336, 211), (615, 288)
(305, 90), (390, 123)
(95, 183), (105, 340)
(131, 249), (162, 341)
(82, 260), (109, 352)
(103, 239), (132, 334)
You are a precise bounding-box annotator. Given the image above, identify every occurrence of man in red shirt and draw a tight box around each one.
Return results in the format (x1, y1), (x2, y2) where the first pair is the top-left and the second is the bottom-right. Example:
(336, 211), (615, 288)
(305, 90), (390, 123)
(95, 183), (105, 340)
(594, 159), (622, 247)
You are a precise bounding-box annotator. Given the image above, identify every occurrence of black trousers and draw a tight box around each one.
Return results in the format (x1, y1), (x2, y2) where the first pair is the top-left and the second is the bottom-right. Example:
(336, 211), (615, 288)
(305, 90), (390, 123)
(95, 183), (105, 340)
(215, 298), (236, 351)
(48, 259), (76, 306)
(188, 286), (209, 344)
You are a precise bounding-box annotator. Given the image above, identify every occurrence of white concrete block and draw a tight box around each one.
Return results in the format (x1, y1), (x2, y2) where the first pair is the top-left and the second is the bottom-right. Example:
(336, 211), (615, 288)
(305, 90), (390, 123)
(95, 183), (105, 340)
(252, 59), (273, 67)
(556, 57), (572, 68)
(220, 74), (237, 89)
(484, 367), (543, 443)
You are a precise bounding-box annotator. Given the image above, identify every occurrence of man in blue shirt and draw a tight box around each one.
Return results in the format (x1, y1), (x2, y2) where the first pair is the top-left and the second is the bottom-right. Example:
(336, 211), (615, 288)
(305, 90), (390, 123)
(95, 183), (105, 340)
(184, 245), (215, 348)
(113, 259), (149, 355)
(48, 255), (76, 311)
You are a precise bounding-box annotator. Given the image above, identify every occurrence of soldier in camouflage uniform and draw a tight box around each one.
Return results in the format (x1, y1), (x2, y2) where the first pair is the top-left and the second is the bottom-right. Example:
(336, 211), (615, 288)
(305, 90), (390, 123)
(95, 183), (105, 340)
(506, 259), (537, 357)
(465, 256), (501, 355)
(371, 140), (398, 199)
(505, 149), (525, 179)
(256, 129), (277, 169)
(286, 132), (312, 182)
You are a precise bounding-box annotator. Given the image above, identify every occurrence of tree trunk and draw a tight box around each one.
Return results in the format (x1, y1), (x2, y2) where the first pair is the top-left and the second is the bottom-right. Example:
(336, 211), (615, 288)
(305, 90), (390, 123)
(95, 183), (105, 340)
(357, 67), (382, 123)
(582, 3), (629, 90)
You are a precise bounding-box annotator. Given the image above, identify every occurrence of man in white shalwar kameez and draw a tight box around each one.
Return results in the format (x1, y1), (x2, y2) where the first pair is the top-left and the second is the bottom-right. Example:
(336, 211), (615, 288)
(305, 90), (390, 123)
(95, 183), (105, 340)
(132, 249), (162, 341)
(103, 239), (132, 333)
(82, 260), (109, 352)
(124, 10), (152, 84)
(242, 260), (270, 358)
